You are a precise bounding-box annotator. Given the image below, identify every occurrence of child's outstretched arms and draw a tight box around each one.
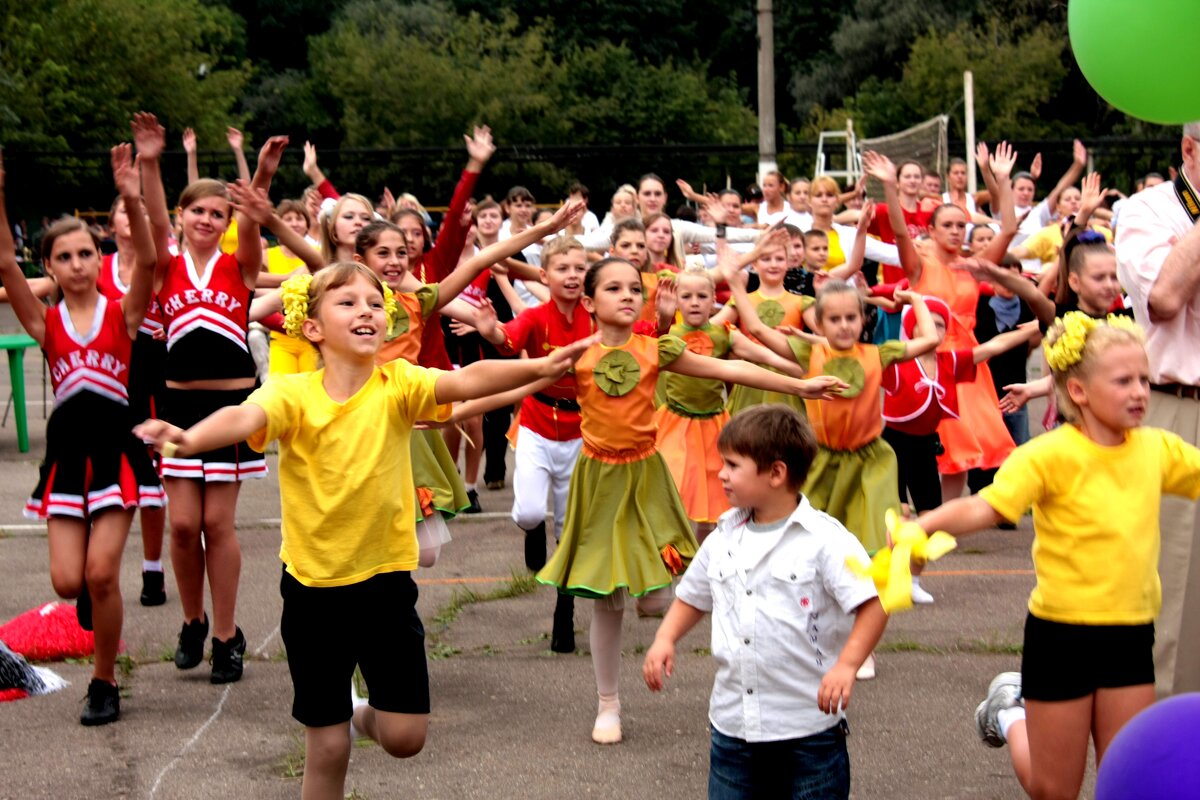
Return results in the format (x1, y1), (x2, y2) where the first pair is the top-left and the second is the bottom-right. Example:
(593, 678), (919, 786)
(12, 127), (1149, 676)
(130, 112), (173, 279)
(433, 332), (600, 404)
(667, 348), (846, 400)
(227, 180), (324, 274)
(643, 599), (708, 692)
(111, 143), (157, 338)
(972, 320), (1039, 365)
(135, 404), (267, 459)
(818, 597), (886, 713)
(892, 289), (939, 359)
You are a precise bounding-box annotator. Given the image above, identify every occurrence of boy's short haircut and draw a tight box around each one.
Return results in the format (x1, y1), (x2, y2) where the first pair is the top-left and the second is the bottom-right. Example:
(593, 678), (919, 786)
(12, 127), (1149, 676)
(566, 181), (589, 200)
(718, 406), (817, 491)
(783, 223), (803, 238)
(540, 235), (584, 270)
(803, 229), (828, 243)
(506, 186), (535, 204)
(475, 197), (501, 215)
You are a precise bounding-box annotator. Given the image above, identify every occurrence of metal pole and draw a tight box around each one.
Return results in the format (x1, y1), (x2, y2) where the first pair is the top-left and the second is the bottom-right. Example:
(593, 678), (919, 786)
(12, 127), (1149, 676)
(964, 70), (977, 193)
(757, 0), (777, 180)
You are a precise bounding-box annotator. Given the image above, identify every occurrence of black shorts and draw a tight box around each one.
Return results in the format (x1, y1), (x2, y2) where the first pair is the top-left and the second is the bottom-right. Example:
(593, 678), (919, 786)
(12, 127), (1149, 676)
(159, 387), (267, 482)
(280, 568), (430, 728)
(1021, 613), (1155, 701)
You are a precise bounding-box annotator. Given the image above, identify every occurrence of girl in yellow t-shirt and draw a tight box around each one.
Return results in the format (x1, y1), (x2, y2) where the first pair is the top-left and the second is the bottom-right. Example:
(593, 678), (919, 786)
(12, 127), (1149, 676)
(135, 262), (595, 800)
(538, 256), (845, 746)
(263, 199), (320, 376)
(915, 314), (1200, 800)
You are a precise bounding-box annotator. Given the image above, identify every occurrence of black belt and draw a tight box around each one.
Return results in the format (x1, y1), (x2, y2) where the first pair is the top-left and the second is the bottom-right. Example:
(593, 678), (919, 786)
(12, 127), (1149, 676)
(533, 392), (581, 412)
(1151, 383), (1200, 400)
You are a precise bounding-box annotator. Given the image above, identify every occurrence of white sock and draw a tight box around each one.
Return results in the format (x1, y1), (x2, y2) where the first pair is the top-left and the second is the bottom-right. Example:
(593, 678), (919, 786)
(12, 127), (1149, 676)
(997, 706), (1026, 740)
(466, 483), (477, 492)
(143, 560), (163, 573)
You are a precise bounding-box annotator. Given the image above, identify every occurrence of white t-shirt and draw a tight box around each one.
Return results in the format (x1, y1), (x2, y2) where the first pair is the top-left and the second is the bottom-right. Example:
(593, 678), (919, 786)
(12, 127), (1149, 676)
(675, 497), (877, 743)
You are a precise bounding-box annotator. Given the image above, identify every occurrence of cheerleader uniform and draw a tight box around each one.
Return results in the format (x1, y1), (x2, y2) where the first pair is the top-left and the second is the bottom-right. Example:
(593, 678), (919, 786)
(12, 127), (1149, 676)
(374, 284), (468, 550)
(791, 337), (907, 553)
(655, 321), (732, 524)
(726, 289), (813, 416)
(25, 295), (164, 519)
(538, 334), (699, 598)
(912, 256), (1015, 473)
(157, 251), (266, 481)
(98, 252), (166, 425)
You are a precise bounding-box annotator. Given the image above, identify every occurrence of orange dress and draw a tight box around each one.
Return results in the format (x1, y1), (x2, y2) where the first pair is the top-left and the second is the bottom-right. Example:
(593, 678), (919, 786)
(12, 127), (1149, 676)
(913, 256), (1015, 473)
(655, 322), (733, 523)
(537, 334), (699, 597)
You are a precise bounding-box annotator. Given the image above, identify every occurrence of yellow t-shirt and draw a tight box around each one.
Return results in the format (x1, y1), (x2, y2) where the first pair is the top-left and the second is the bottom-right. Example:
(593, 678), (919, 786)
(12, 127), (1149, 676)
(979, 425), (1200, 625)
(265, 245), (304, 275)
(220, 216), (239, 255)
(246, 360), (451, 587)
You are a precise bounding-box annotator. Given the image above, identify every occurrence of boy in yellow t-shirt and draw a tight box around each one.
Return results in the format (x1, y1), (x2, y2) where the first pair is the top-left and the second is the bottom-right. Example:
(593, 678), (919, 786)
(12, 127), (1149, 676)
(913, 313), (1200, 800)
(136, 262), (595, 800)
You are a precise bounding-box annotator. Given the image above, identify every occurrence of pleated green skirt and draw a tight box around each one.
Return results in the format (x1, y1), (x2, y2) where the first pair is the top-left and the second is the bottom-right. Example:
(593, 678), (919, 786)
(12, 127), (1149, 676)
(411, 428), (470, 520)
(802, 437), (899, 554)
(537, 450), (699, 598)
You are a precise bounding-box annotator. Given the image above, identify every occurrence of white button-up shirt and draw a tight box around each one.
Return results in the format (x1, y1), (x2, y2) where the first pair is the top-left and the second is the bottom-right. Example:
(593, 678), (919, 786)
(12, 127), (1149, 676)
(675, 498), (877, 743)
(1116, 180), (1200, 385)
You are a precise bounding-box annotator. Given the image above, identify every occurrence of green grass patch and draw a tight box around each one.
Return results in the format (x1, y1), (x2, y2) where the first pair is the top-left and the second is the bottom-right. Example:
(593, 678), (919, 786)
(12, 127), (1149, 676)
(877, 637), (1022, 656)
(428, 571), (544, 655)
(277, 732), (306, 780)
(115, 653), (136, 678)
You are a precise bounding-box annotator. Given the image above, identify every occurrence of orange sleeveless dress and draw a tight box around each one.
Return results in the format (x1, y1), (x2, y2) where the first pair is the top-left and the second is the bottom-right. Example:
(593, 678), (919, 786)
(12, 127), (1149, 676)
(913, 256), (1015, 473)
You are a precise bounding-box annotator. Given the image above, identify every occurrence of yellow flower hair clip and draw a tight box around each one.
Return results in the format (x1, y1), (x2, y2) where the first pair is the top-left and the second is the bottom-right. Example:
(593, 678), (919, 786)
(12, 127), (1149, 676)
(847, 509), (957, 614)
(1044, 311), (1141, 373)
(280, 274), (314, 340)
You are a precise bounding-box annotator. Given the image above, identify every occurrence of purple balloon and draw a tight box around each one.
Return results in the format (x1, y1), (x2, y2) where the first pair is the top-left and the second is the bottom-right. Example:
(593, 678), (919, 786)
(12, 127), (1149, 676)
(1096, 693), (1200, 799)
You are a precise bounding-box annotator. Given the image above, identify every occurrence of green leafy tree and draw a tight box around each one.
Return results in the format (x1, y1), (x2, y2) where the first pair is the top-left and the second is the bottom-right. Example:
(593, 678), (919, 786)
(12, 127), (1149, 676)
(0, 0), (250, 150)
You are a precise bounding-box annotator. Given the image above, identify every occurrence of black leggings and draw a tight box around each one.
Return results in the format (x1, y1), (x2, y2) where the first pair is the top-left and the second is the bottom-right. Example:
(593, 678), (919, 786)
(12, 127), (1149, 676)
(882, 426), (942, 513)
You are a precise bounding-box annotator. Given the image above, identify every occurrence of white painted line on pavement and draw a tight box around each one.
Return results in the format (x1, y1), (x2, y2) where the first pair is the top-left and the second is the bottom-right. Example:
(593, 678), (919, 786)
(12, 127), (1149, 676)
(254, 623), (281, 658)
(0, 512), (514, 537)
(148, 684), (233, 800)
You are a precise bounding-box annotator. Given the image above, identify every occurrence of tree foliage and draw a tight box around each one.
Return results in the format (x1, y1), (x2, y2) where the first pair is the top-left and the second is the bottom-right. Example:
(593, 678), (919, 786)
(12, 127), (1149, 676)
(309, 0), (756, 148)
(0, 0), (250, 150)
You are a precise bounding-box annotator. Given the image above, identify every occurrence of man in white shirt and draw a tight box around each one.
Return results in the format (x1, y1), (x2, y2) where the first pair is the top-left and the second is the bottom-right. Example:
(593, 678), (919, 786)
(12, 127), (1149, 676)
(1116, 122), (1200, 697)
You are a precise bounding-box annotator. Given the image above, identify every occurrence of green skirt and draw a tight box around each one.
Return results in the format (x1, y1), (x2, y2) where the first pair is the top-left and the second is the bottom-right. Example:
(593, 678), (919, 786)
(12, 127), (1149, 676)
(537, 450), (699, 598)
(802, 437), (899, 554)
(726, 384), (807, 417)
(411, 428), (470, 521)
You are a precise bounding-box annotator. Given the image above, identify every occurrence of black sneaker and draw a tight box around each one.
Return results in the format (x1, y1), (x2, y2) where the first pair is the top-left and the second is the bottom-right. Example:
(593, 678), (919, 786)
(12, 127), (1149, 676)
(140, 570), (167, 607)
(524, 521), (547, 572)
(210, 627), (246, 684)
(175, 614), (209, 670)
(551, 592), (575, 653)
(80, 678), (120, 726)
(464, 489), (483, 514)
(76, 583), (93, 632)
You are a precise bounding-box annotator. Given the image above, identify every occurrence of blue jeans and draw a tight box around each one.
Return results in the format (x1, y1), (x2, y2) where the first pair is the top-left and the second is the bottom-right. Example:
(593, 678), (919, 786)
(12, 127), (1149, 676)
(1003, 407), (1030, 446)
(709, 723), (850, 800)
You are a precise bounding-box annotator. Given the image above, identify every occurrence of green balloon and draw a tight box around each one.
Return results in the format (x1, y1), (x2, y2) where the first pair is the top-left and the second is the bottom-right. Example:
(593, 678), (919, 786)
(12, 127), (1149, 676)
(1069, 0), (1200, 124)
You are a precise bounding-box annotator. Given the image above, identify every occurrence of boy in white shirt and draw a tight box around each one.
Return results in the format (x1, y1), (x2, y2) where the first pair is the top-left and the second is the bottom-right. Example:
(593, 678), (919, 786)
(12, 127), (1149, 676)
(643, 405), (887, 799)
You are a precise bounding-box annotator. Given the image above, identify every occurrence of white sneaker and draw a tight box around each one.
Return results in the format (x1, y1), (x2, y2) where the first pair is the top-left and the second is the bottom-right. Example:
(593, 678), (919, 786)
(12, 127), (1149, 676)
(855, 654), (876, 680)
(974, 672), (1022, 748)
(911, 579), (935, 605)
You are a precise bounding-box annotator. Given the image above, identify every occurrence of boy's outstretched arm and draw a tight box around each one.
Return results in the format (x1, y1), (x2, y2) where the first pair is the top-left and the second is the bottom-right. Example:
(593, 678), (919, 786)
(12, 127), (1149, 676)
(643, 599), (708, 692)
(818, 597), (886, 713)
(135, 404), (268, 458)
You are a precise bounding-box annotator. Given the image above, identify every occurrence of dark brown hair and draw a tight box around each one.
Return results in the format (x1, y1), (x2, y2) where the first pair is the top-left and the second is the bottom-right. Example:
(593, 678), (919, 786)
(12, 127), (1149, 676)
(718, 405), (817, 491)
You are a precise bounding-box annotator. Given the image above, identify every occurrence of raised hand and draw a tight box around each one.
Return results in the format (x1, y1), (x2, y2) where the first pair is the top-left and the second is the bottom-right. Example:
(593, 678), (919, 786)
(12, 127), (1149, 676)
(380, 186), (396, 219)
(303, 141), (320, 180)
(861, 150), (897, 185)
(226, 127), (244, 151)
(856, 198), (876, 233)
(1029, 152), (1043, 181)
(111, 143), (139, 199)
(227, 179), (275, 226)
(999, 383), (1033, 413)
(1073, 139), (1088, 167)
(989, 141), (1017, 182)
(465, 125), (495, 169)
(703, 192), (728, 226)
(255, 135), (289, 181)
(655, 275), (678, 320)
(675, 178), (705, 204)
(1077, 171), (1113, 223)
(975, 142), (991, 174)
(547, 199), (586, 232)
(543, 332), (602, 375)
(131, 112), (166, 161)
(182, 128), (197, 154)
(892, 288), (917, 306)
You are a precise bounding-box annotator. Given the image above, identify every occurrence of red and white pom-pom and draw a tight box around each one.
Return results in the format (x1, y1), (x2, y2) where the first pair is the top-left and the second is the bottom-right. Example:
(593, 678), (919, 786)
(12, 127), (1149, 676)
(0, 601), (111, 661)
